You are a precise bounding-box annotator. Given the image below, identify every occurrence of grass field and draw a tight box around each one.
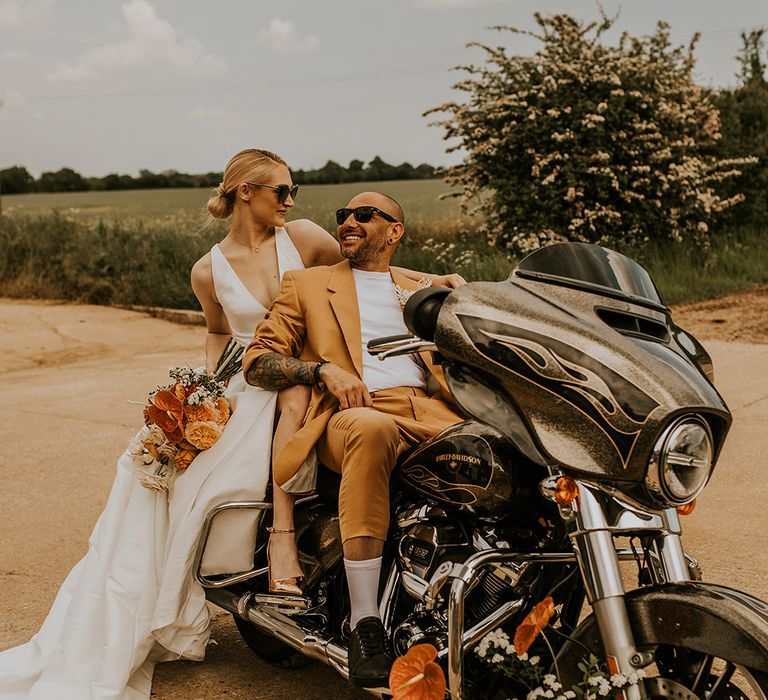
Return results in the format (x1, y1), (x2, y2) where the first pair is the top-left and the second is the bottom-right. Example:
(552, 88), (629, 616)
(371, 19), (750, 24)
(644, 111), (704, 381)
(1, 179), (467, 233)
(1, 182), (766, 309)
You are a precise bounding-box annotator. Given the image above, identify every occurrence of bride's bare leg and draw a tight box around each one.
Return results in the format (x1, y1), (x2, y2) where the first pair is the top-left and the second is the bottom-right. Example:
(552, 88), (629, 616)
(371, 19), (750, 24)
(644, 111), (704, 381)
(269, 384), (311, 590)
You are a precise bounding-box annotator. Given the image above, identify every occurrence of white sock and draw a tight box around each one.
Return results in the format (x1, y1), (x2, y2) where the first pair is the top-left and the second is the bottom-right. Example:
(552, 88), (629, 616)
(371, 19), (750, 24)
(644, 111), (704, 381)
(344, 556), (382, 630)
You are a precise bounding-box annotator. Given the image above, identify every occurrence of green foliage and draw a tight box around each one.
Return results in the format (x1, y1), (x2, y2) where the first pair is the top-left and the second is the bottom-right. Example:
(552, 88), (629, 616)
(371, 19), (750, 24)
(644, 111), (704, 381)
(712, 29), (768, 225)
(0, 166), (35, 194)
(428, 12), (755, 253)
(0, 213), (218, 308)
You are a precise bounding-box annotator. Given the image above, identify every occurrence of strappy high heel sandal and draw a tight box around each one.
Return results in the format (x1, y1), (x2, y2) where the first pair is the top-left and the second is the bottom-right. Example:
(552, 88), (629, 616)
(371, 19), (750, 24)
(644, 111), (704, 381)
(266, 526), (303, 596)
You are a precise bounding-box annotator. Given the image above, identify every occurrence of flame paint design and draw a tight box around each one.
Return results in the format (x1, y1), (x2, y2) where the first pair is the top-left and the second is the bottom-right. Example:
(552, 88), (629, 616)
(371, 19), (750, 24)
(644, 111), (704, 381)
(480, 328), (652, 468)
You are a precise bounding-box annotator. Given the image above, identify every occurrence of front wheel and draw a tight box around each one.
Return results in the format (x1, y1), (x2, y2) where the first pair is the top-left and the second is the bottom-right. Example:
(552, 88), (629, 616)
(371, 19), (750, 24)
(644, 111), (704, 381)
(557, 584), (768, 700)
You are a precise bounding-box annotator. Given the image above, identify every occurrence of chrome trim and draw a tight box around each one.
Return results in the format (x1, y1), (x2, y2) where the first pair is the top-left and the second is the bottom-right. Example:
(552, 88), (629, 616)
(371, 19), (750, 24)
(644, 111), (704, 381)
(372, 339), (437, 360)
(402, 571), (430, 602)
(379, 561), (400, 631)
(193, 500), (272, 588)
(442, 549), (579, 699)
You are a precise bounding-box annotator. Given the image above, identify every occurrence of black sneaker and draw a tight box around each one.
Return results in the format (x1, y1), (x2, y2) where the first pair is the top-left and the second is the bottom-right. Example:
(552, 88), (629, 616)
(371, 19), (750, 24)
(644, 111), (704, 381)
(348, 616), (392, 688)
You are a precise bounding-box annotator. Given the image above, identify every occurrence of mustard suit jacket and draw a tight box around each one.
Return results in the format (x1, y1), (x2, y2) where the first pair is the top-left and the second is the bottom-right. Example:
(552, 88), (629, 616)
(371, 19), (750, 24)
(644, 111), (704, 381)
(243, 260), (451, 487)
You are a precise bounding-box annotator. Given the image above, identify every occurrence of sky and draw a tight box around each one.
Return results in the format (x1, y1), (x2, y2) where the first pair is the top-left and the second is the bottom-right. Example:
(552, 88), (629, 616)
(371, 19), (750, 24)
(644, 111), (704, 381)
(1, 0), (767, 178)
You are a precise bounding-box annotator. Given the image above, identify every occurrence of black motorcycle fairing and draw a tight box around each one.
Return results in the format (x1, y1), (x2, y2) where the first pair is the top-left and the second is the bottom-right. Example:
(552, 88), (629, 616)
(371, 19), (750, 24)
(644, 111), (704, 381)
(555, 582), (768, 681)
(432, 251), (731, 486)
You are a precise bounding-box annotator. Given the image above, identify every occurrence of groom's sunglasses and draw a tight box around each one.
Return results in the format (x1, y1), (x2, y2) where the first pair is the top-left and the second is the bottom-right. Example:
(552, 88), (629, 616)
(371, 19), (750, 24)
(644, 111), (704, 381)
(335, 206), (398, 226)
(246, 182), (299, 204)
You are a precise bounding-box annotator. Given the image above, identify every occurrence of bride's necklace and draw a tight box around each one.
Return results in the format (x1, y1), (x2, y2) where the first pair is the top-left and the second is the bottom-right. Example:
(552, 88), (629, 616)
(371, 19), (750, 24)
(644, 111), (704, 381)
(230, 228), (273, 254)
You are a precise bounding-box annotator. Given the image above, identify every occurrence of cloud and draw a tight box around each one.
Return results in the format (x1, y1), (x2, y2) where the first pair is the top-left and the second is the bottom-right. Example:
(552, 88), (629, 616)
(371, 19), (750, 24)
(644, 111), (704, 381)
(190, 107), (233, 120)
(0, 49), (26, 61)
(257, 17), (319, 55)
(0, 0), (53, 32)
(1, 87), (27, 109)
(47, 0), (225, 81)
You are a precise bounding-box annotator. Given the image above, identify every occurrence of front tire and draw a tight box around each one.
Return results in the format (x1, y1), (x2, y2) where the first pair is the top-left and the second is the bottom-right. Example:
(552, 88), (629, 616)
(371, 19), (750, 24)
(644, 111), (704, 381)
(557, 586), (768, 700)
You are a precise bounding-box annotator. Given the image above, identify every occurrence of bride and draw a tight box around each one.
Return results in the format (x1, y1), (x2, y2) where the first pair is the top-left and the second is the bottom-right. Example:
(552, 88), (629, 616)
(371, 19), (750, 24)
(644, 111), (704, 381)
(0, 148), (461, 699)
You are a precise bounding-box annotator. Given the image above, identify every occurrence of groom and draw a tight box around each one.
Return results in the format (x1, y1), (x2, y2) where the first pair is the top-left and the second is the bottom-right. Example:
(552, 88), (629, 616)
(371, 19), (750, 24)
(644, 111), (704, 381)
(243, 191), (463, 687)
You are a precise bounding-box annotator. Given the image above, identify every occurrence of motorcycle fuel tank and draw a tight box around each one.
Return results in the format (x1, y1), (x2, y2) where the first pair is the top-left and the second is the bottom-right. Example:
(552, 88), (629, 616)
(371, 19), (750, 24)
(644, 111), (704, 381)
(398, 420), (547, 517)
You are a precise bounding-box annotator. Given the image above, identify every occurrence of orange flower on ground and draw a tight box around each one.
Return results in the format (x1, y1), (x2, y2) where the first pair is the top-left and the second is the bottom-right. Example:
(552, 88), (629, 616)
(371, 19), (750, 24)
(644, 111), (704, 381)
(214, 397), (230, 425)
(146, 389), (184, 443)
(174, 441), (198, 470)
(389, 643), (446, 700)
(184, 401), (218, 423)
(514, 596), (556, 655)
(185, 420), (223, 450)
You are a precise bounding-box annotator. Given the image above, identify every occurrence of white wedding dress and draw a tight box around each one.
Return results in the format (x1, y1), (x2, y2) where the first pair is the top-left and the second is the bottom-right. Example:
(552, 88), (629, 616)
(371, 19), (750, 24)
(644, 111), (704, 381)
(0, 228), (305, 699)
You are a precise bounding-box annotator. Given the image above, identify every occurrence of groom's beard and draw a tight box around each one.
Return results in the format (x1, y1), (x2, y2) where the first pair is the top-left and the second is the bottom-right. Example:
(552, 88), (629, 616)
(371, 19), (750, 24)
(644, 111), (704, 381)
(340, 236), (388, 266)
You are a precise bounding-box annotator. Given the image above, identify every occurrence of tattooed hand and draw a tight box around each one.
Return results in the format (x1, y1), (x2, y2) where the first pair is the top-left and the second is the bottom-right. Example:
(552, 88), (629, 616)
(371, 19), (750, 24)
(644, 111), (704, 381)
(247, 352), (316, 391)
(318, 363), (372, 409)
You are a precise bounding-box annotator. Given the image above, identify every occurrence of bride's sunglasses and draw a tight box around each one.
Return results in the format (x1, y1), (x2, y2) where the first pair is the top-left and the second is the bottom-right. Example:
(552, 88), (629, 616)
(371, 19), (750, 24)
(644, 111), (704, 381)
(336, 206), (398, 226)
(246, 182), (299, 204)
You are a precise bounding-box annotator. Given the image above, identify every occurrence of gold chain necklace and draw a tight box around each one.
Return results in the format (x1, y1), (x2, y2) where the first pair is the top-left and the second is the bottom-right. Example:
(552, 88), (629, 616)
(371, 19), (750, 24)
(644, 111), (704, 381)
(230, 228), (273, 254)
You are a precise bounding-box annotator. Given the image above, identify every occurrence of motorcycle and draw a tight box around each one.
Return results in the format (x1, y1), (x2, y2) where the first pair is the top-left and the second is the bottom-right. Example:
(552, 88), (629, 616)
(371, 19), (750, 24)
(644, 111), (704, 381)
(197, 241), (768, 699)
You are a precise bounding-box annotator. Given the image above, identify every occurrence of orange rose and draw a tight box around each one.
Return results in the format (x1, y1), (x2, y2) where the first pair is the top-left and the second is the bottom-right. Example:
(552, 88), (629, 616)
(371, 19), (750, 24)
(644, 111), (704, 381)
(184, 420), (223, 450)
(174, 443), (197, 470)
(184, 402), (217, 423)
(214, 397), (230, 425)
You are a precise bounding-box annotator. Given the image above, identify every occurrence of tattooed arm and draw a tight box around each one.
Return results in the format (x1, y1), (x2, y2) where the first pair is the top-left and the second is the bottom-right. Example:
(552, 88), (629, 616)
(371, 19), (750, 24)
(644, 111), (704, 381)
(246, 352), (318, 391)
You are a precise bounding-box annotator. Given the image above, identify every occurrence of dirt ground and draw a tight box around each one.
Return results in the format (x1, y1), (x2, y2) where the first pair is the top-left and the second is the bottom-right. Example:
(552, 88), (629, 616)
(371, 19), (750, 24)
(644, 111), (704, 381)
(671, 283), (768, 345)
(0, 287), (766, 699)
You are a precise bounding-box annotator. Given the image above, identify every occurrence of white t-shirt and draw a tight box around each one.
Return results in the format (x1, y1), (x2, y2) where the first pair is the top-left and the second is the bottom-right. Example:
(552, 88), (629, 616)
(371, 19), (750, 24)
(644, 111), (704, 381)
(352, 268), (426, 393)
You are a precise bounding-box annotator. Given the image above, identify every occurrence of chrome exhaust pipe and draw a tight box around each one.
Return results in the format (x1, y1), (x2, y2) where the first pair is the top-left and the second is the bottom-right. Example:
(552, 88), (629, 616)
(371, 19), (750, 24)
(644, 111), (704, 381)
(208, 584), (522, 698)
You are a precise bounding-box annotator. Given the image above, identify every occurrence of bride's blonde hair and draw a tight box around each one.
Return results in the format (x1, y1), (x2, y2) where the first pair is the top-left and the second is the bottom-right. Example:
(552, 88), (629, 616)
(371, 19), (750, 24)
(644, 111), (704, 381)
(206, 148), (288, 220)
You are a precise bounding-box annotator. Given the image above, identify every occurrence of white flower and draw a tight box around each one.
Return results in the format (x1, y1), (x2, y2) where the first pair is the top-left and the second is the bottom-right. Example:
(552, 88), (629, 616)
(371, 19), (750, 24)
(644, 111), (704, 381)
(519, 652), (528, 661)
(598, 679), (611, 696)
(611, 673), (628, 687)
(543, 675), (558, 687)
(529, 655), (540, 665)
(564, 692), (576, 699)
(491, 653), (505, 663)
(544, 691), (554, 699)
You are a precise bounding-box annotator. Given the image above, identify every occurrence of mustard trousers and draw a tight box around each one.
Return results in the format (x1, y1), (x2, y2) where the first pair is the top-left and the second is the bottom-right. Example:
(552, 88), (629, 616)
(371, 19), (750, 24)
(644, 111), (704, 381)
(315, 387), (463, 542)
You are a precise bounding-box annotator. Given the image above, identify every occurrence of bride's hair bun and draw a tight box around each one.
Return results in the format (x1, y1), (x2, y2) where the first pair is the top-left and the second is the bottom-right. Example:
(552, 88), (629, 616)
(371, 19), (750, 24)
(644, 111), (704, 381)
(206, 184), (234, 219)
(205, 148), (288, 222)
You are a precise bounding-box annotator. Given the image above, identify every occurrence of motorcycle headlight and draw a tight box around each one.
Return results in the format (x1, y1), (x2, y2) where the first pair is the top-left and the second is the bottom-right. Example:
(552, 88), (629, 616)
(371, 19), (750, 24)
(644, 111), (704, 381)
(647, 416), (714, 505)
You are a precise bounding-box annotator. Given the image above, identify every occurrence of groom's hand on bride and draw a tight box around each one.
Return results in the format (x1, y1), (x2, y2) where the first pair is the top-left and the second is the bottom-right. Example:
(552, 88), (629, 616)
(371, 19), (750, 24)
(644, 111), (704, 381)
(318, 364), (372, 409)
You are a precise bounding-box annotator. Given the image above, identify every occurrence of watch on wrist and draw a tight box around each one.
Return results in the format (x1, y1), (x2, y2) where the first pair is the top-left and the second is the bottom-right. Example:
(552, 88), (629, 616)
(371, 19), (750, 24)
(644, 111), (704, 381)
(312, 361), (328, 386)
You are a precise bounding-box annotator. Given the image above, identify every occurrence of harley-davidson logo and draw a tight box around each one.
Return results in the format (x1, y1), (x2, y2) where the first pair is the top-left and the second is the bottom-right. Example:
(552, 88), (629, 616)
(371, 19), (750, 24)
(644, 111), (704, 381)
(435, 453), (481, 466)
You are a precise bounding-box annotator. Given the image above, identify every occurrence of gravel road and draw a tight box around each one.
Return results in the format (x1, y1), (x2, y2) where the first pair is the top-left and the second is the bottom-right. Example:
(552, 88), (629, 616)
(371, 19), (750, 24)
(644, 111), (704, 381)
(0, 291), (766, 699)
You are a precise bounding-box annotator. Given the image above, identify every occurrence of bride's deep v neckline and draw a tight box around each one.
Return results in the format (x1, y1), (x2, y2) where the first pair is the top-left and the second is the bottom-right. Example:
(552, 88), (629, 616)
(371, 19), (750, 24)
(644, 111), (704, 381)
(215, 231), (285, 311)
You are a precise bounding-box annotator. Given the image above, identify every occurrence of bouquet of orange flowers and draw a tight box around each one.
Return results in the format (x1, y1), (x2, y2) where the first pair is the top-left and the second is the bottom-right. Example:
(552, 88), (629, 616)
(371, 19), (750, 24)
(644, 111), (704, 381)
(128, 340), (243, 493)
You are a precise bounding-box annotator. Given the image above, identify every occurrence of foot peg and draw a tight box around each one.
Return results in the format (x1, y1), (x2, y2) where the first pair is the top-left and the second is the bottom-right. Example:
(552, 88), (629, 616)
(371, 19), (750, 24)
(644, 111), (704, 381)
(252, 592), (310, 613)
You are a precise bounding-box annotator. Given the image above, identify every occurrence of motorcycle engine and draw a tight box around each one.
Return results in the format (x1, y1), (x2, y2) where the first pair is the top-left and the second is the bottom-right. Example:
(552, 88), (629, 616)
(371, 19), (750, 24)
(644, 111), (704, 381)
(394, 511), (531, 656)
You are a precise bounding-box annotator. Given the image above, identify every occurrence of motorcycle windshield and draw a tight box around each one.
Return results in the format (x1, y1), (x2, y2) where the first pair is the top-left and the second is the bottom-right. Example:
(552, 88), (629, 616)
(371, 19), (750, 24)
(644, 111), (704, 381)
(514, 242), (664, 309)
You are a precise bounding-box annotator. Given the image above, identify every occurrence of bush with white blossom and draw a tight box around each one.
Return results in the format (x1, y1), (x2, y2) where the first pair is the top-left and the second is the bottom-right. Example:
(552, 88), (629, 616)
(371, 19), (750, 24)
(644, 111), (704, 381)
(427, 12), (756, 253)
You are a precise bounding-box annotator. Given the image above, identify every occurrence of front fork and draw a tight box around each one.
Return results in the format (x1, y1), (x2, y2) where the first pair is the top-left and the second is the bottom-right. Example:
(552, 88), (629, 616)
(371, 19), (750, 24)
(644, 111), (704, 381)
(571, 482), (691, 699)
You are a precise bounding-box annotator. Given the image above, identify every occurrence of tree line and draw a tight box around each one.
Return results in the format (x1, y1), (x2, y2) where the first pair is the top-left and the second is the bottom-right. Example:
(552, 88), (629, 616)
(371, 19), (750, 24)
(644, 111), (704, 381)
(0, 156), (438, 195)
